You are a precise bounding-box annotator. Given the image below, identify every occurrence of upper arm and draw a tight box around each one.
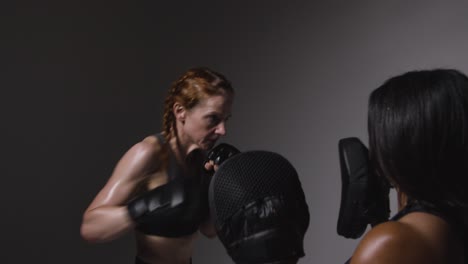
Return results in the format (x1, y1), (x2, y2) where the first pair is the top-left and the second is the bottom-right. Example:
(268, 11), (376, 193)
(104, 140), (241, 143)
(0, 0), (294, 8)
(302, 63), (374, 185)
(85, 137), (162, 211)
(350, 222), (434, 264)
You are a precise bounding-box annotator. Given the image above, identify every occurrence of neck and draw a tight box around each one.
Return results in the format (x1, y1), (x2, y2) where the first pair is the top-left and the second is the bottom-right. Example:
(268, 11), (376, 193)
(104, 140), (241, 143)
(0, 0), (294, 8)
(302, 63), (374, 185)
(170, 128), (199, 161)
(397, 190), (408, 211)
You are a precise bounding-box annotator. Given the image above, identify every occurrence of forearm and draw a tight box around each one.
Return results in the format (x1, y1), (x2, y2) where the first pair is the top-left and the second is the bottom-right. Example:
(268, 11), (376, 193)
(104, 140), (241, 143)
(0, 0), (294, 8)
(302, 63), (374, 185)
(81, 206), (134, 243)
(199, 219), (217, 238)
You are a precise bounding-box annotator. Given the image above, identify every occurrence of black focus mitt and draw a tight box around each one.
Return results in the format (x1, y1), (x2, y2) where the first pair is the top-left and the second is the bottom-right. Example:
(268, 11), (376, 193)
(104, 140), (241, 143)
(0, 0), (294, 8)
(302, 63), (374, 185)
(337, 137), (391, 239)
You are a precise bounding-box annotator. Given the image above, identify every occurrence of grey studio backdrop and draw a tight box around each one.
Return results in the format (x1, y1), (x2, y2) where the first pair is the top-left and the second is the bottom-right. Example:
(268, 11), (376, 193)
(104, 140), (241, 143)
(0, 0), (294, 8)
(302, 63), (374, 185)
(3, 0), (468, 263)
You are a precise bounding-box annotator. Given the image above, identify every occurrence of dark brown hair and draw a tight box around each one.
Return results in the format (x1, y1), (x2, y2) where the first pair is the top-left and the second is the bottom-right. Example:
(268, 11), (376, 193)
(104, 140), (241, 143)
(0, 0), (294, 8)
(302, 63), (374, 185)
(368, 69), (468, 208)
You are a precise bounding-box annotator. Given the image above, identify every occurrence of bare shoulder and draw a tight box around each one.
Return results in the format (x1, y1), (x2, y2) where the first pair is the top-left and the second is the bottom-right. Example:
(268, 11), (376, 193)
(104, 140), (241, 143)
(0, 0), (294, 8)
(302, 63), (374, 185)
(133, 134), (162, 154)
(350, 221), (435, 264)
(84, 134), (166, 209)
(121, 135), (163, 163)
(107, 134), (165, 183)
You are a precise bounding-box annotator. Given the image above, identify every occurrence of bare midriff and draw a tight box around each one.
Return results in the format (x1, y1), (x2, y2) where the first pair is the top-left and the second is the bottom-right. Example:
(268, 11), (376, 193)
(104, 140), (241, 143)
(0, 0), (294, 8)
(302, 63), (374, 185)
(135, 231), (198, 264)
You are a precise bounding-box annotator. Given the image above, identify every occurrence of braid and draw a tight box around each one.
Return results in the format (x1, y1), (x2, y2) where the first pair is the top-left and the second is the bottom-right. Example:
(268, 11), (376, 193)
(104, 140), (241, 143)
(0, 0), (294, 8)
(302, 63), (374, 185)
(162, 99), (174, 142)
(162, 71), (192, 142)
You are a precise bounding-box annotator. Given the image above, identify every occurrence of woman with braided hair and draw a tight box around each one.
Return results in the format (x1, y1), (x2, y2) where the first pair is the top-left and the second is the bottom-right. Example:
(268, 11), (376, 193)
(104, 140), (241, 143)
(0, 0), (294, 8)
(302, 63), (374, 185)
(81, 67), (234, 264)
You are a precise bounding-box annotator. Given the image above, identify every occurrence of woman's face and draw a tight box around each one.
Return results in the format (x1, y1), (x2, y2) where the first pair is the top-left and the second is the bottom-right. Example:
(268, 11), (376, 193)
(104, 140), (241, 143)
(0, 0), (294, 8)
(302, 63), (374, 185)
(178, 92), (233, 150)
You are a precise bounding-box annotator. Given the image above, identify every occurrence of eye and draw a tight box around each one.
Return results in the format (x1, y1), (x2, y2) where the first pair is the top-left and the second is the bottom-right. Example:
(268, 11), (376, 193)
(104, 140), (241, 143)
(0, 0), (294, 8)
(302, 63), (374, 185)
(207, 115), (221, 126)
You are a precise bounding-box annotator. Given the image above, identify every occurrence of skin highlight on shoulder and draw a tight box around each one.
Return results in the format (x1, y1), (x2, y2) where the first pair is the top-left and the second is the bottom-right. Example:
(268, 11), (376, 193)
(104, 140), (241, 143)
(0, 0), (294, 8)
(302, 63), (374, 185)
(350, 221), (437, 264)
(139, 135), (162, 155)
(128, 135), (164, 167)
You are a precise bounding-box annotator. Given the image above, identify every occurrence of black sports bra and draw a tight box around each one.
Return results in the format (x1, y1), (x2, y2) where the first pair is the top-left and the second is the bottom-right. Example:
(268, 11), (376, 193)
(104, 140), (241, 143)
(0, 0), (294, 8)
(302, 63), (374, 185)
(136, 133), (209, 237)
(391, 201), (459, 223)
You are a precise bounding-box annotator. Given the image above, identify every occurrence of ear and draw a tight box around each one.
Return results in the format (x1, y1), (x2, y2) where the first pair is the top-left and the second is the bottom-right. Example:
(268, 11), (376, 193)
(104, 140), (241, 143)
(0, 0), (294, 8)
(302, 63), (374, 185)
(173, 102), (186, 123)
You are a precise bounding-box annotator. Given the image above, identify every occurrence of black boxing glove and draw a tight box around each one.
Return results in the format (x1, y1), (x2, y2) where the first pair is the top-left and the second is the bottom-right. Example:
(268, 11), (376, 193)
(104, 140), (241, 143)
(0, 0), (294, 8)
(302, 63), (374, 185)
(201, 143), (241, 222)
(127, 177), (188, 224)
(337, 137), (391, 239)
(205, 143), (240, 172)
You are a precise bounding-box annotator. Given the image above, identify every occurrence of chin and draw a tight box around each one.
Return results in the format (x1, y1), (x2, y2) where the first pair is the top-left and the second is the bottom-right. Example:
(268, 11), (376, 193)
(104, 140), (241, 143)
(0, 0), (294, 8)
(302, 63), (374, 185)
(203, 141), (216, 150)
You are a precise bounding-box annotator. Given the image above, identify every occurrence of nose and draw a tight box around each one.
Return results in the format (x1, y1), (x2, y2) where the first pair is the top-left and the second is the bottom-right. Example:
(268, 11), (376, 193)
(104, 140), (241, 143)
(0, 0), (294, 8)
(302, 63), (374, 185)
(215, 122), (227, 136)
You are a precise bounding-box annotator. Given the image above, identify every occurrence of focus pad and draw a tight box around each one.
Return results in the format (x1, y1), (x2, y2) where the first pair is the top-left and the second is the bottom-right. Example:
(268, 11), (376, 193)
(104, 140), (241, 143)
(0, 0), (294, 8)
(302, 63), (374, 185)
(337, 137), (390, 239)
(209, 151), (310, 263)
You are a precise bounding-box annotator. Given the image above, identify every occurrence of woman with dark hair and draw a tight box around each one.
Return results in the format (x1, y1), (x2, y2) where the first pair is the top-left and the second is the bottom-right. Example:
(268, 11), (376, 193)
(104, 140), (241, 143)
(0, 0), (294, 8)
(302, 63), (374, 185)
(349, 69), (468, 264)
(80, 67), (234, 264)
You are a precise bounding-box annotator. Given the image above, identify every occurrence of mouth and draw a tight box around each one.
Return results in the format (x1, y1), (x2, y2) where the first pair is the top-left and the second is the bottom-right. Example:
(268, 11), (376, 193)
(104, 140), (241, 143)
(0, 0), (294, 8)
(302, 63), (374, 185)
(204, 138), (218, 149)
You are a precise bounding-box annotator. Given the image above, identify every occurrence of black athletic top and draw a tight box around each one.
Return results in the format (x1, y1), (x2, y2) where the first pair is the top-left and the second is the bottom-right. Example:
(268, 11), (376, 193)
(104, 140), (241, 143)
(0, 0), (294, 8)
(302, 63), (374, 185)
(136, 133), (209, 237)
(344, 201), (466, 264)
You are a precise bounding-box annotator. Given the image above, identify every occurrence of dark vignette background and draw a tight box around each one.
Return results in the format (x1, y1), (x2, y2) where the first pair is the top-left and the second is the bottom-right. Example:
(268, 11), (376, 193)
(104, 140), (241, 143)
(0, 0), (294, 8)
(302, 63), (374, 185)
(2, 0), (468, 263)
